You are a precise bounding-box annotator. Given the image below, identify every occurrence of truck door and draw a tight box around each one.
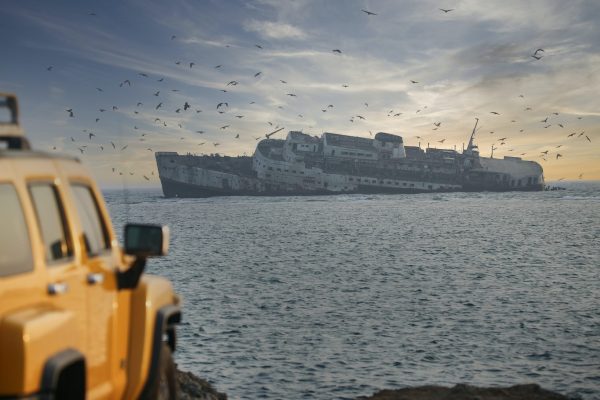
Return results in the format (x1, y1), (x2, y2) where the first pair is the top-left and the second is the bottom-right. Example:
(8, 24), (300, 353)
(70, 183), (119, 399)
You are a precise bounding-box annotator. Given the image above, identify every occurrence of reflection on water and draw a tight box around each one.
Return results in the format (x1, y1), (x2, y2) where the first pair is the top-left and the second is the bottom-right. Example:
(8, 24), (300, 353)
(105, 184), (600, 400)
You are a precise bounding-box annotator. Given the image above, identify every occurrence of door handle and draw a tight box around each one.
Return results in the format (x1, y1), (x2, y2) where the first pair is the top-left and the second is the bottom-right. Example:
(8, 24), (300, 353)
(87, 273), (105, 285)
(48, 282), (69, 295)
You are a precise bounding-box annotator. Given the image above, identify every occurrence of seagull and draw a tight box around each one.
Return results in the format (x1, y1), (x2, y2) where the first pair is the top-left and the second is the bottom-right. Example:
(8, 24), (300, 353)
(342, 84), (349, 88)
(214, 65), (222, 69)
(184, 101), (191, 110)
(556, 153), (562, 159)
(66, 109), (74, 117)
(95, 118), (100, 122)
(541, 117), (548, 123)
(137, 102), (143, 107)
(498, 137), (507, 141)
(157, 78), (164, 82)
(490, 111), (500, 115)
(156, 103), (162, 110)
(254, 72), (262, 77)
(78, 147), (85, 154)
(112, 106), (118, 111)
(531, 54), (543, 60)
(213, 142), (221, 146)
(332, 49), (342, 54)
(280, 80), (287, 84)
(286, 93), (297, 97)
(227, 80), (238, 86)
(439, 8), (454, 13)
(361, 9), (377, 15)
(89, 133), (95, 140)
(567, 132), (576, 137)
(558, 124), (564, 128)
(171, 35), (176, 40)
(119, 80), (131, 87)
(255, 44), (263, 49)
(154, 91), (160, 96)
(121, 145), (128, 151)
(438, 139), (446, 143)
(110, 142), (115, 149)
(235, 134), (239, 138)
(217, 102), (228, 109)
(356, 115), (365, 120)
(235, 115), (244, 118)
(534, 48), (544, 55)
(434, 122), (441, 127)
(144, 175), (150, 181)
(586, 135), (591, 142)
(138, 73), (148, 78)
(189, 62), (195, 68)
(410, 80), (418, 84)
(175, 61), (181, 65)
(96, 87), (103, 92)
(196, 130), (205, 134)
(220, 125), (229, 130)
(541, 150), (549, 155)
(47, 66), (53, 71)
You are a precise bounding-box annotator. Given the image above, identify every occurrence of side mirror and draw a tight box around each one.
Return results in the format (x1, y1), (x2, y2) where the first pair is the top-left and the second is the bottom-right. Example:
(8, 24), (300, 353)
(124, 223), (169, 258)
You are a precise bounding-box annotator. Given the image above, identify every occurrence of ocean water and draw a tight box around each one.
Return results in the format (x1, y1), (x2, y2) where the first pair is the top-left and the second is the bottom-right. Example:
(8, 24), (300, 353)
(104, 183), (600, 400)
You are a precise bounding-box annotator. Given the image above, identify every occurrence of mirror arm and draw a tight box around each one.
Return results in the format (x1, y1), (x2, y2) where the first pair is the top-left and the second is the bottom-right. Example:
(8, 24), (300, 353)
(116, 256), (147, 290)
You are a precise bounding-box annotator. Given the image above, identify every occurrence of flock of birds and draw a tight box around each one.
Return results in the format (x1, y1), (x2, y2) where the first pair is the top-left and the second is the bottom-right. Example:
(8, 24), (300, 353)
(45, 6), (592, 181)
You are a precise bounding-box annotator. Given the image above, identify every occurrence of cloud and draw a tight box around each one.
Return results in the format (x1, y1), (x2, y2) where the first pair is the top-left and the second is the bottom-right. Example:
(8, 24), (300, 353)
(243, 19), (307, 40)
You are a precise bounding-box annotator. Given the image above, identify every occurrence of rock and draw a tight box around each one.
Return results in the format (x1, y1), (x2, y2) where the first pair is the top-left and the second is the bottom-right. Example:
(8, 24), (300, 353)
(176, 368), (227, 400)
(357, 383), (570, 400)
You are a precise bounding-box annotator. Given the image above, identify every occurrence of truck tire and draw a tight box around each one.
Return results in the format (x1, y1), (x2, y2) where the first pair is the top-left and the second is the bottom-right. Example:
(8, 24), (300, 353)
(154, 343), (178, 400)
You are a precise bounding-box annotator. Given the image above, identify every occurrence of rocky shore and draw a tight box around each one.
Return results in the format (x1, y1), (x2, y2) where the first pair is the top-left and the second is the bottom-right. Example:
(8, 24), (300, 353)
(176, 368), (571, 400)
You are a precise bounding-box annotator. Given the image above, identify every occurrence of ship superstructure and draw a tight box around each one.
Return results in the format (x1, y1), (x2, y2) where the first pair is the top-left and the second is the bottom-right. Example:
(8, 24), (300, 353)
(156, 123), (544, 197)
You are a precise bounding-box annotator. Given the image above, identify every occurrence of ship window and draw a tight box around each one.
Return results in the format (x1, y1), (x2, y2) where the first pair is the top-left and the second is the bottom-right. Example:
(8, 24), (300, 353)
(266, 173), (271, 177)
(301, 171), (305, 174)
(349, 177), (353, 181)
(387, 181), (391, 184)
(533, 177), (538, 184)
(285, 169), (289, 172)
(292, 170), (296, 173)
(410, 183), (414, 187)
(395, 182), (399, 185)
(357, 178), (361, 182)
(428, 185), (433, 189)
(372, 180), (376, 183)
(268, 167), (273, 170)
(342, 151), (348, 155)
(277, 168), (281, 171)
(527, 177), (532, 185)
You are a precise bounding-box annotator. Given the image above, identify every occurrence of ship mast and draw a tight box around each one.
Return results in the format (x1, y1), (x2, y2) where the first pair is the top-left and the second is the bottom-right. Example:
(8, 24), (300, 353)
(466, 118), (479, 153)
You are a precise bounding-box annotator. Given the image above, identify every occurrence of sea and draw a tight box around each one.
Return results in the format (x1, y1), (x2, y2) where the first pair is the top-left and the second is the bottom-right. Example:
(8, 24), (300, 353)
(104, 182), (600, 400)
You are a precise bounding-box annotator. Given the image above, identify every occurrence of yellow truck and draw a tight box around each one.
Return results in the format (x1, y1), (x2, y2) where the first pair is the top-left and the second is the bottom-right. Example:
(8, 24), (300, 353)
(0, 93), (181, 399)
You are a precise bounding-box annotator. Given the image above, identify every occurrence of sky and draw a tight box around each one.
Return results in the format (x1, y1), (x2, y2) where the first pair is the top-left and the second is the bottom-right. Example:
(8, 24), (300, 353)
(1, 0), (599, 187)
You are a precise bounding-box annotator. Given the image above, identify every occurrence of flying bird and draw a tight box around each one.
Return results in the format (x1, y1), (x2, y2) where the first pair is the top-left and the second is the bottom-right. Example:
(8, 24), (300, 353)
(119, 80), (131, 87)
(189, 62), (195, 68)
(138, 73), (148, 78)
(220, 125), (229, 130)
(254, 72), (262, 77)
(410, 80), (418, 84)
(66, 109), (74, 117)
(438, 139), (446, 143)
(47, 66), (53, 71)
(531, 54), (543, 60)
(490, 111), (500, 115)
(171, 35), (176, 40)
(184, 102), (191, 110)
(227, 80), (238, 86)
(154, 91), (160, 96)
(556, 153), (562, 159)
(361, 9), (377, 15)
(217, 102), (228, 109)
(439, 8), (454, 13)
(121, 145), (128, 151)
(255, 44), (263, 49)
(332, 49), (342, 54)
(156, 103), (162, 110)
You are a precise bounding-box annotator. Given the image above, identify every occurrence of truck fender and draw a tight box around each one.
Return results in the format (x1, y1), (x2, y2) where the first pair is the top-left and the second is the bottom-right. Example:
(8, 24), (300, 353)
(40, 348), (85, 400)
(138, 304), (181, 400)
